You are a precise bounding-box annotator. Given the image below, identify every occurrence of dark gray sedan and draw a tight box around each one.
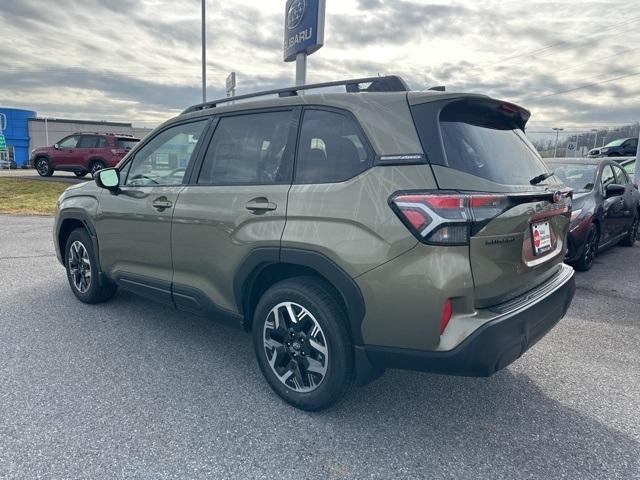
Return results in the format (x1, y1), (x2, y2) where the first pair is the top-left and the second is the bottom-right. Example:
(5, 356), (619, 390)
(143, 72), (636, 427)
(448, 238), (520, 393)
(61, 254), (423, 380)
(546, 158), (639, 271)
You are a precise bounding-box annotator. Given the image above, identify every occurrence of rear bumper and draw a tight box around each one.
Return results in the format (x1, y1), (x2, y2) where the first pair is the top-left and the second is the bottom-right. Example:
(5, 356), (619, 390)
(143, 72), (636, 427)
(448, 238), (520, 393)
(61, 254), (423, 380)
(357, 263), (575, 379)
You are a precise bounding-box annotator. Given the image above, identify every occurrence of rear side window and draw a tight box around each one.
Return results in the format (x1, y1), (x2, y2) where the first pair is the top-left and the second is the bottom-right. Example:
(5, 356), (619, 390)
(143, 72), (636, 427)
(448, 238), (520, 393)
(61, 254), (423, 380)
(623, 160), (635, 175)
(197, 111), (294, 185)
(96, 137), (108, 148)
(77, 135), (99, 148)
(412, 99), (549, 186)
(613, 164), (628, 184)
(295, 109), (372, 184)
(116, 138), (139, 150)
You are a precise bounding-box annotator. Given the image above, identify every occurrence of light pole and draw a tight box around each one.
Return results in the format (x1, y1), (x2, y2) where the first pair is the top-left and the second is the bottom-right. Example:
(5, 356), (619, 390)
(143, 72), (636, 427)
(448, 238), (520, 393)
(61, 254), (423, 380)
(553, 127), (564, 158)
(201, 0), (206, 103)
(591, 129), (598, 149)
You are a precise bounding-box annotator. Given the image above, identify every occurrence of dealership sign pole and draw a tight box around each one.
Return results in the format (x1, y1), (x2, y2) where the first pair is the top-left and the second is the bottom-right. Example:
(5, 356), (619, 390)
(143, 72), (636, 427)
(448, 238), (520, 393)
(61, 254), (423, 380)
(284, 0), (326, 86)
(634, 127), (640, 187)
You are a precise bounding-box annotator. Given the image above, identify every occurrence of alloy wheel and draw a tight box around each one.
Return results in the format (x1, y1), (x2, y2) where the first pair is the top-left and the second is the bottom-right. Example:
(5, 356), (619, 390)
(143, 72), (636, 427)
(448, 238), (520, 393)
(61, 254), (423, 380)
(631, 217), (639, 241)
(36, 158), (49, 175)
(262, 301), (328, 393)
(583, 228), (598, 267)
(91, 163), (104, 176)
(68, 240), (91, 293)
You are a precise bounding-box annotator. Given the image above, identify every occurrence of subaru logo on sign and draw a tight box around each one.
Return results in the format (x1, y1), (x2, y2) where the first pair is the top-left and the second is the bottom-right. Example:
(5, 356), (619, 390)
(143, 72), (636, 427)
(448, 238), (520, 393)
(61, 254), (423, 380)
(283, 0), (325, 62)
(287, 0), (306, 30)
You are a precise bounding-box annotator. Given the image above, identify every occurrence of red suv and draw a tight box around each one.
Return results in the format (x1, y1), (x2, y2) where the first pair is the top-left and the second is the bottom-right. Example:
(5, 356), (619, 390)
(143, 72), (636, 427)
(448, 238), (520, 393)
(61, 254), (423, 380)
(31, 133), (139, 178)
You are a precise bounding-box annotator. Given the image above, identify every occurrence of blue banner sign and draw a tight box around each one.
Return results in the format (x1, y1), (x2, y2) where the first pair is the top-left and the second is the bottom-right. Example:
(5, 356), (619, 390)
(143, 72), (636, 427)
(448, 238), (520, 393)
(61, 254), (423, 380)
(283, 0), (325, 62)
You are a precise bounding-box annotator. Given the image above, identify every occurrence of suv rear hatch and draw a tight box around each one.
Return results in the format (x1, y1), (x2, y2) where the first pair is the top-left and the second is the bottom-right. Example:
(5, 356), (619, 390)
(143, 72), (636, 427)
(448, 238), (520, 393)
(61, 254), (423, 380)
(400, 95), (571, 308)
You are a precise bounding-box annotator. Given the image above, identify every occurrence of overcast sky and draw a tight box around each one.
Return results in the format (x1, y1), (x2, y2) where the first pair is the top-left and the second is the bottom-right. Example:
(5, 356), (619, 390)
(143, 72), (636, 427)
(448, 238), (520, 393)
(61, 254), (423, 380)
(0, 0), (638, 136)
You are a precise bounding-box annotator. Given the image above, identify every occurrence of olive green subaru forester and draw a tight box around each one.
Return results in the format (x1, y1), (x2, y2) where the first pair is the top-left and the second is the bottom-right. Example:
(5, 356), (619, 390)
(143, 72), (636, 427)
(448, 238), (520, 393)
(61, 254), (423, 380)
(54, 76), (575, 411)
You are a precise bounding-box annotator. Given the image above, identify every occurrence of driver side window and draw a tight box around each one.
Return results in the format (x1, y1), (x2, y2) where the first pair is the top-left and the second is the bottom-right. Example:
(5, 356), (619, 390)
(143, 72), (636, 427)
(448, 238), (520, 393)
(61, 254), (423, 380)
(58, 135), (80, 148)
(600, 165), (615, 192)
(125, 120), (208, 186)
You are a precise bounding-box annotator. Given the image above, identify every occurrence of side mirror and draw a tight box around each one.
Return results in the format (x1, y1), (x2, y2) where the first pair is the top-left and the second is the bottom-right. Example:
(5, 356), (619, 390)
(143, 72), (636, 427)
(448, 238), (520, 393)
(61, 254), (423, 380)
(605, 183), (625, 198)
(54, 143), (59, 150)
(95, 168), (120, 192)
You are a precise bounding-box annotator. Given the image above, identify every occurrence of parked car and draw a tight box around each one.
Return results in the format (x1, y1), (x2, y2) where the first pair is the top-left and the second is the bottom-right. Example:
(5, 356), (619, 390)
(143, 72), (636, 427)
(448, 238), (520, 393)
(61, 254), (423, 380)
(588, 137), (638, 158)
(54, 76), (576, 411)
(545, 158), (639, 271)
(0, 158), (17, 169)
(31, 133), (139, 178)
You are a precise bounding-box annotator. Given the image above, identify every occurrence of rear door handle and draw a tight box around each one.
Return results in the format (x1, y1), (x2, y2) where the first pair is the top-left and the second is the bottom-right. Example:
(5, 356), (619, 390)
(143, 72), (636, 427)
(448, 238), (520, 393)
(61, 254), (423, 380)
(152, 197), (173, 211)
(246, 198), (277, 213)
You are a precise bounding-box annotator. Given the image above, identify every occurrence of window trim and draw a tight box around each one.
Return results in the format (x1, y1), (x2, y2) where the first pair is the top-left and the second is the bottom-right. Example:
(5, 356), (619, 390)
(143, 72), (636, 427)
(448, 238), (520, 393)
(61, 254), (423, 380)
(190, 106), (301, 187)
(292, 105), (376, 185)
(118, 117), (213, 187)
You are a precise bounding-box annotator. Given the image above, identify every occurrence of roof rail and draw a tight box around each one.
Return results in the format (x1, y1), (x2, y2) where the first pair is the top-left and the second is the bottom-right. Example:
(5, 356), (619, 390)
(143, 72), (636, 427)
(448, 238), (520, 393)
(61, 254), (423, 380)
(182, 75), (410, 114)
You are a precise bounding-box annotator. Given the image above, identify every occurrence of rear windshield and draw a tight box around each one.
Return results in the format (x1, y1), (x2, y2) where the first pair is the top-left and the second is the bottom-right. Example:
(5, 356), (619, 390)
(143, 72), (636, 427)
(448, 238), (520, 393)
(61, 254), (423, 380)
(548, 163), (597, 193)
(412, 99), (552, 187)
(438, 100), (548, 186)
(116, 138), (139, 150)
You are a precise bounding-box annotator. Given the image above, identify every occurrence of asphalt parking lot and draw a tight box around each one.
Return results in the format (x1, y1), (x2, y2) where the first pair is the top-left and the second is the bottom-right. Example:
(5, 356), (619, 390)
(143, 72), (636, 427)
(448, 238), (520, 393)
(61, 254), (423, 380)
(0, 214), (638, 479)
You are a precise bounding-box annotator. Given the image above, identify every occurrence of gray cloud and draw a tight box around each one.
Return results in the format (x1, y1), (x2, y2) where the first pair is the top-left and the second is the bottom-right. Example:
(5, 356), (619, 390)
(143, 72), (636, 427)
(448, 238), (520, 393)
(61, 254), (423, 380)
(0, 0), (638, 131)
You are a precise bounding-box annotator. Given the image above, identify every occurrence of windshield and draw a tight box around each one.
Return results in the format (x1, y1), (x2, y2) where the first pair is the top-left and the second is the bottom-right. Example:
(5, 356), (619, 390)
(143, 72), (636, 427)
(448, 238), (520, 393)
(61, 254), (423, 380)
(549, 163), (598, 192)
(605, 138), (625, 147)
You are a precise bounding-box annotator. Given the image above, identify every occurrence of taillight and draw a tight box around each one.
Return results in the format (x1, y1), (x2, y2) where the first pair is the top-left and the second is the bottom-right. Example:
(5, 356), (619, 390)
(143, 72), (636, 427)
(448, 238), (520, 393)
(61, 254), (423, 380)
(389, 192), (512, 245)
(440, 298), (453, 335)
(111, 149), (125, 155)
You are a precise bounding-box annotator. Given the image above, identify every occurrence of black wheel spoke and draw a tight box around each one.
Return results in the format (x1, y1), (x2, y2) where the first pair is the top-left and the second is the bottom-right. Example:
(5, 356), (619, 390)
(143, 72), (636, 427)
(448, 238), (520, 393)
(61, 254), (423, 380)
(263, 301), (328, 393)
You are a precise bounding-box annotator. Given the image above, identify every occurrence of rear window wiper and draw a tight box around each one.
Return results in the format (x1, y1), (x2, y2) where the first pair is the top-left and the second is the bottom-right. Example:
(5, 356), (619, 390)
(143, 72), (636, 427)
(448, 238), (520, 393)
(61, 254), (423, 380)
(530, 171), (555, 185)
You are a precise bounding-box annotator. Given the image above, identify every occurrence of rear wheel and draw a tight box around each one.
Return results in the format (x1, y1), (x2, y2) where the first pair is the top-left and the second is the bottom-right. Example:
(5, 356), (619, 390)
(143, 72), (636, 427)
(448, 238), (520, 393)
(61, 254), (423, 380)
(573, 223), (599, 271)
(619, 214), (638, 247)
(35, 157), (53, 177)
(252, 277), (353, 411)
(90, 160), (106, 177)
(74, 171), (87, 178)
(64, 228), (117, 304)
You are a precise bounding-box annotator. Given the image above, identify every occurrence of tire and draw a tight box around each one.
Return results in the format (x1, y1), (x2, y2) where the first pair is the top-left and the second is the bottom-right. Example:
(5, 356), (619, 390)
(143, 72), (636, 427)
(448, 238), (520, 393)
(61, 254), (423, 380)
(619, 213), (639, 247)
(89, 160), (106, 177)
(35, 157), (53, 177)
(64, 228), (117, 304)
(252, 276), (353, 411)
(74, 171), (87, 178)
(573, 223), (599, 271)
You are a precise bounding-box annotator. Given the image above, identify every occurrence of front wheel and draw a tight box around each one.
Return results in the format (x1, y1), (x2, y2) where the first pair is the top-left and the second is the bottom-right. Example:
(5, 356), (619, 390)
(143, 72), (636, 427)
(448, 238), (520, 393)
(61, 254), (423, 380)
(252, 277), (353, 411)
(65, 228), (117, 304)
(35, 157), (53, 177)
(573, 223), (599, 271)
(619, 214), (639, 247)
(74, 171), (87, 178)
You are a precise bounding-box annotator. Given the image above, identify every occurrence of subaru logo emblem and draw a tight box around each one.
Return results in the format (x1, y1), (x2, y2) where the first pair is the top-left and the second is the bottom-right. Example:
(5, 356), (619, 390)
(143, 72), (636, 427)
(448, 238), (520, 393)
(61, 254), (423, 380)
(287, 0), (307, 30)
(553, 191), (563, 203)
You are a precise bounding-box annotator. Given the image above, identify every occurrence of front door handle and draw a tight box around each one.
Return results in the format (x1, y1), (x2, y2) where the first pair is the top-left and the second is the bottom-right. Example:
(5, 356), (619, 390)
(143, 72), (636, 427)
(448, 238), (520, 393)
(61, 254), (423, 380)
(246, 197), (277, 213)
(152, 197), (173, 211)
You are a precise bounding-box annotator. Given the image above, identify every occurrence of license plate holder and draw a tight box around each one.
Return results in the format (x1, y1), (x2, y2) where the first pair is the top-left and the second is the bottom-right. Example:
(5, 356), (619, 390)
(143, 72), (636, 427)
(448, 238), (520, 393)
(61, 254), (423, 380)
(531, 221), (552, 256)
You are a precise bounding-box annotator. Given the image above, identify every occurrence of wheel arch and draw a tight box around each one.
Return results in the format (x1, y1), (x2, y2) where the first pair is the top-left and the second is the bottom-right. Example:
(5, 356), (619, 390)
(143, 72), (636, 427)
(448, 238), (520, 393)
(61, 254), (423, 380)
(236, 248), (366, 345)
(56, 211), (98, 266)
(88, 157), (107, 168)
